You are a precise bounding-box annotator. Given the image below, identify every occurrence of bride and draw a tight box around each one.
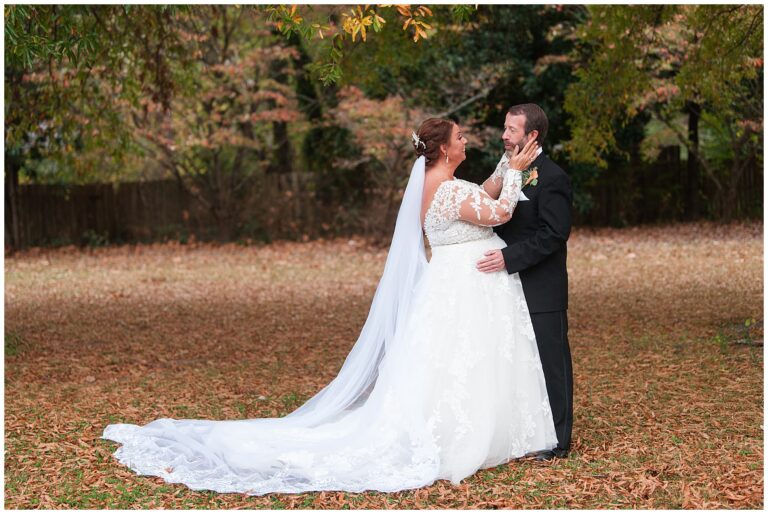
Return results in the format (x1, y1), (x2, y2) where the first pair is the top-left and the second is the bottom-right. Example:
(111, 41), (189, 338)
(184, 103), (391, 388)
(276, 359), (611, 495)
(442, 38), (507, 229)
(103, 118), (558, 495)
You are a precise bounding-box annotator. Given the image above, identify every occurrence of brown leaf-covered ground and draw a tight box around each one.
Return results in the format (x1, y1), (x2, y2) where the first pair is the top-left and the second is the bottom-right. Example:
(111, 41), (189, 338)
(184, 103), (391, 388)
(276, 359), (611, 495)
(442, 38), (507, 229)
(4, 222), (763, 509)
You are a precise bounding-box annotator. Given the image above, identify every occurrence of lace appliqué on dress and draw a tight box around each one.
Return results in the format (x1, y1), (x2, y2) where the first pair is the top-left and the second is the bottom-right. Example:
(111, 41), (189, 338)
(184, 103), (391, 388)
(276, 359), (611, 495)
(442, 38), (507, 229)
(423, 169), (522, 248)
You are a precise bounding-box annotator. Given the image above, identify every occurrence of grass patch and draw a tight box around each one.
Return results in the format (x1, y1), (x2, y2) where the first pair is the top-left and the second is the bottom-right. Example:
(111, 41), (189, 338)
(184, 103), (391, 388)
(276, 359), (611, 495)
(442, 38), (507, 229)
(4, 331), (29, 356)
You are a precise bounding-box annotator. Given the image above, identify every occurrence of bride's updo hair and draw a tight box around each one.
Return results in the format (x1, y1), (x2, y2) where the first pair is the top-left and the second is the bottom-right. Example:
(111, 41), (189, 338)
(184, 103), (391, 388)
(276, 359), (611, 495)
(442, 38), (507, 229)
(413, 118), (456, 166)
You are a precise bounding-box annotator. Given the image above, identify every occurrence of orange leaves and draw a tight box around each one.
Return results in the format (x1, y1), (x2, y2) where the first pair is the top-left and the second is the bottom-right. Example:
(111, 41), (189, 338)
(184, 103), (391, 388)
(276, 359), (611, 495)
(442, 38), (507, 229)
(4, 222), (764, 508)
(130, 41), (301, 157)
(332, 86), (425, 174)
(394, 4), (433, 42)
(394, 4), (433, 19)
(271, 4), (303, 33)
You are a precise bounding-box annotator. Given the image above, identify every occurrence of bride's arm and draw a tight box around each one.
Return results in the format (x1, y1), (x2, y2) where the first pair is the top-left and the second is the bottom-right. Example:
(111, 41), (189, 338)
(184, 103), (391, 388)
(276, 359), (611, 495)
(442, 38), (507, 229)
(482, 139), (539, 199)
(481, 154), (510, 199)
(453, 168), (523, 227)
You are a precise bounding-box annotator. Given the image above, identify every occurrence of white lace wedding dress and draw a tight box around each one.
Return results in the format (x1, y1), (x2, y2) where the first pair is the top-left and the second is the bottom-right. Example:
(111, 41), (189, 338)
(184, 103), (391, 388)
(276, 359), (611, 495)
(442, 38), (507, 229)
(102, 156), (558, 495)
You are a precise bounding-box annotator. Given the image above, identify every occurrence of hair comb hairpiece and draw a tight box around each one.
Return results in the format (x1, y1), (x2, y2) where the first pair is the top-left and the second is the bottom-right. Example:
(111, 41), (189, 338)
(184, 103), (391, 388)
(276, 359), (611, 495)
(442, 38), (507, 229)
(411, 131), (426, 150)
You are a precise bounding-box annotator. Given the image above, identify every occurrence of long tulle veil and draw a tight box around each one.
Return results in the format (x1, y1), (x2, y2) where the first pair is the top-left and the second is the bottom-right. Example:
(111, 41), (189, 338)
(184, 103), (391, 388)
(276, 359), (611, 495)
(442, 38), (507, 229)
(102, 156), (436, 492)
(286, 156), (428, 426)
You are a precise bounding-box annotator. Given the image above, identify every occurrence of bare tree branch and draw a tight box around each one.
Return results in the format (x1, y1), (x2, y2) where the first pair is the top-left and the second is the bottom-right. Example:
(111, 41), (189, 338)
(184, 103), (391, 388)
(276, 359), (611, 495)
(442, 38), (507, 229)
(436, 87), (494, 118)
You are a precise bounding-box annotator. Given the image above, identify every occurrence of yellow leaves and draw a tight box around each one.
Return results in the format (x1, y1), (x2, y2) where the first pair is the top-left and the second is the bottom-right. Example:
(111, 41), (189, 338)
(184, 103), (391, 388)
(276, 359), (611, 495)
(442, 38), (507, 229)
(291, 9), (303, 25)
(350, 4), (433, 42)
(267, 4), (437, 85)
(341, 5), (380, 42)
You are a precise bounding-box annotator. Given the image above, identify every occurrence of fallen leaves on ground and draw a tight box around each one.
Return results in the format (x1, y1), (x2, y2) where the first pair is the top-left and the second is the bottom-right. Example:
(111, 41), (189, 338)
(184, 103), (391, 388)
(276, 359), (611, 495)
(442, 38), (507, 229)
(4, 222), (763, 508)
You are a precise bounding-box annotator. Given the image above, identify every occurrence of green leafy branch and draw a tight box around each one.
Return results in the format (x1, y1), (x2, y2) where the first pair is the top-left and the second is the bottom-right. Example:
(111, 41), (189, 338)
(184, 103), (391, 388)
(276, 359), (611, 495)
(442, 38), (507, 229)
(263, 4), (476, 85)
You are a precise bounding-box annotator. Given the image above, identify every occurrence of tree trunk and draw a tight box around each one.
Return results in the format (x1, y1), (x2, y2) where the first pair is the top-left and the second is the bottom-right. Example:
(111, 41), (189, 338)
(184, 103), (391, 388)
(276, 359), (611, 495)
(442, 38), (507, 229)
(209, 196), (236, 241)
(5, 66), (24, 252)
(5, 155), (21, 251)
(265, 29), (298, 175)
(215, 213), (235, 241)
(685, 101), (700, 220)
(289, 32), (322, 121)
(723, 168), (738, 223)
(723, 153), (751, 223)
(271, 120), (294, 174)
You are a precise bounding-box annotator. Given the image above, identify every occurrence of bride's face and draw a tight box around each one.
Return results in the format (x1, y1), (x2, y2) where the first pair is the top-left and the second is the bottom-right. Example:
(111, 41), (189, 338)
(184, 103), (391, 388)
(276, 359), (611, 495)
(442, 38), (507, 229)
(443, 123), (467, 165)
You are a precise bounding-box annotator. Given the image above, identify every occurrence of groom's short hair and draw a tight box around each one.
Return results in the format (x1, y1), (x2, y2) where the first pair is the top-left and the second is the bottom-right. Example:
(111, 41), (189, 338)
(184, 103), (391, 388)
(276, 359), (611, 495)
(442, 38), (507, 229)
(508, 104), (548, 144)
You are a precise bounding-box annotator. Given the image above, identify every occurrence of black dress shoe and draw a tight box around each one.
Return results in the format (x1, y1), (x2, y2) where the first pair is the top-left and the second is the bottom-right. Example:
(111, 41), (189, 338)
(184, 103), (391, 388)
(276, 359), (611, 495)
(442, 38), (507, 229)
(534, 450), (557, 461)
(535, 449), (569, 461)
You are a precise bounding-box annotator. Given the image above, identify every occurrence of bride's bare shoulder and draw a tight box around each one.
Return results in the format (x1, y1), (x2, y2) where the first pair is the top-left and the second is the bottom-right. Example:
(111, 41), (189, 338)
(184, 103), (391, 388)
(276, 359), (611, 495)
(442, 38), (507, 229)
(424, 170), (458, 192)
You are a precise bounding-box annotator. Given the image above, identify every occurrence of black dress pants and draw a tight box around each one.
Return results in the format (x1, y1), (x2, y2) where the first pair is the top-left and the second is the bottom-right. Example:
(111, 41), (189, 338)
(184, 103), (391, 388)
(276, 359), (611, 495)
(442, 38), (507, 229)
(530, 310), (573, 456)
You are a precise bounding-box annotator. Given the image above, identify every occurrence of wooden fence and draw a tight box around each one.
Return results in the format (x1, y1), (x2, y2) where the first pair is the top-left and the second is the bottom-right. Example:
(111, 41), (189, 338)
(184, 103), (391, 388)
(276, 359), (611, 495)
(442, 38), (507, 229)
(4, 173), (324, 249)
(4, 157), (763, 249)
(573, 148), (763, 226)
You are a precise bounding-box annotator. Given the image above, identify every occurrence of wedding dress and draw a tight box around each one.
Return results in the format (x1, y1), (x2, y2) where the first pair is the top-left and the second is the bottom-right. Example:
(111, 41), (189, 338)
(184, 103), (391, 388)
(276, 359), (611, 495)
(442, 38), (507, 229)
(102, 155), (558, 495)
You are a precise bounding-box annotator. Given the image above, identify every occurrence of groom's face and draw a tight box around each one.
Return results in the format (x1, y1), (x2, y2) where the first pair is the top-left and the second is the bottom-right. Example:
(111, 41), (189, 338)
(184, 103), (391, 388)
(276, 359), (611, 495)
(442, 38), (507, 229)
(503, 113), (534, 153)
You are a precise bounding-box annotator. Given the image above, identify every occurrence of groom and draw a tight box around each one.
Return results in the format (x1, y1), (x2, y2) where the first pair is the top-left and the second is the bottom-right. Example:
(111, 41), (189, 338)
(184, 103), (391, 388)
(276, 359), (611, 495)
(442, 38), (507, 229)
(476, 103), (573, 461)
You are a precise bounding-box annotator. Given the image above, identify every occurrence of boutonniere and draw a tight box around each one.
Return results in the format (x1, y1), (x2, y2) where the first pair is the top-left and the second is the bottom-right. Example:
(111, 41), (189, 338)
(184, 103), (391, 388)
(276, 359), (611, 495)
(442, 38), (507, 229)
(521, 166), (539, 187)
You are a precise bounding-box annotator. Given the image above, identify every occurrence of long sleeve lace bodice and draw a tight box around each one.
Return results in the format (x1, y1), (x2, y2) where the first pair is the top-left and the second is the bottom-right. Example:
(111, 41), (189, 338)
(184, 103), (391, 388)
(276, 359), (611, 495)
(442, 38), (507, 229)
(424, 167), (522, 247)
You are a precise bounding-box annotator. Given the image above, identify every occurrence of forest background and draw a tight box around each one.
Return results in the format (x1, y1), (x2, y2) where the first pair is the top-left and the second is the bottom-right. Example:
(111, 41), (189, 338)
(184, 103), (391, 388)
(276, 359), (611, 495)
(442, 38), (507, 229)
(4, 4), (763, 248)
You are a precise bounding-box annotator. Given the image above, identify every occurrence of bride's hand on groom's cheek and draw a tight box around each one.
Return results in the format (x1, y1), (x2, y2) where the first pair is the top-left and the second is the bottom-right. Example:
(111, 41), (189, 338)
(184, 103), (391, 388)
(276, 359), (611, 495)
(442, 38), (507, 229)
(509, 139), (539, 170)
(476, 250), (506, 273)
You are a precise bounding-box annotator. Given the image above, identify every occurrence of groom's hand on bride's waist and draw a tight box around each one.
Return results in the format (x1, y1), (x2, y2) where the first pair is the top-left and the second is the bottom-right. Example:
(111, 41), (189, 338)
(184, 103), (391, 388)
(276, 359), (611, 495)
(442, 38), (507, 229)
(476, 249), (506, 273)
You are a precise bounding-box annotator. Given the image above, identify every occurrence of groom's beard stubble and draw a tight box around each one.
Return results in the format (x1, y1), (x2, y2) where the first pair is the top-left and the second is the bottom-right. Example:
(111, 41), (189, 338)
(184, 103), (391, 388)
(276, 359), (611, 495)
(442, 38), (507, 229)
(505, 133), (534, 155)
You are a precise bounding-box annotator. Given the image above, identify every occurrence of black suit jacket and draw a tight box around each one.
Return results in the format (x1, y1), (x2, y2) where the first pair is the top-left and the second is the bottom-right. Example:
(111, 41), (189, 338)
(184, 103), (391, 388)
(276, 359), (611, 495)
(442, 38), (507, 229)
(494, 153), (573, 313)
